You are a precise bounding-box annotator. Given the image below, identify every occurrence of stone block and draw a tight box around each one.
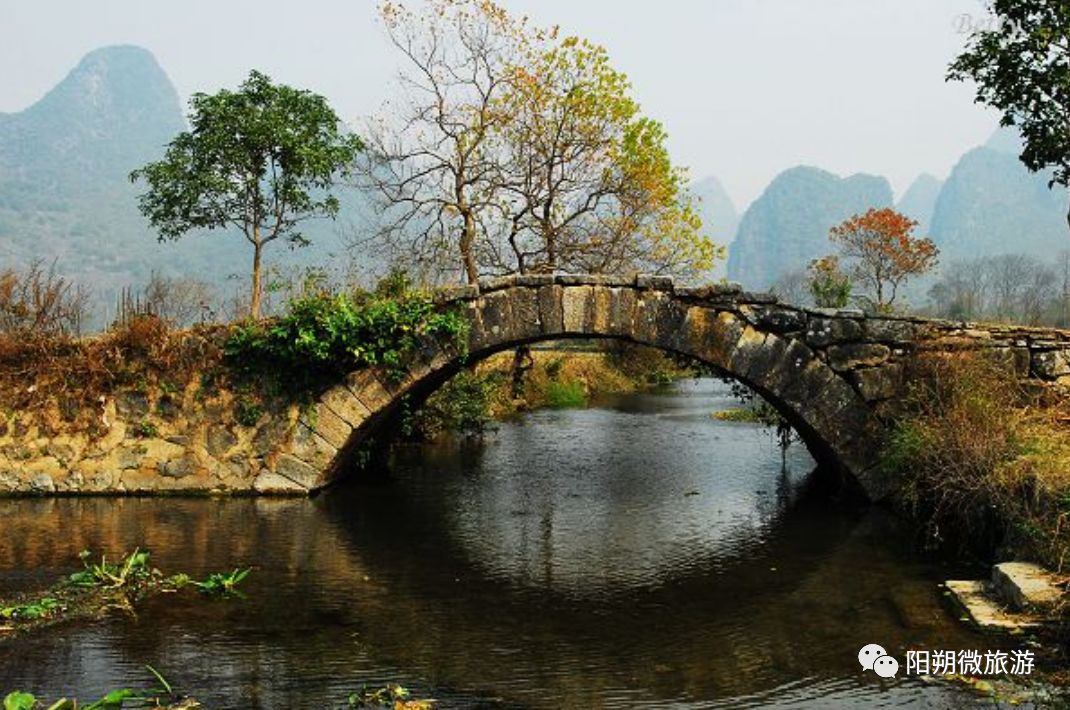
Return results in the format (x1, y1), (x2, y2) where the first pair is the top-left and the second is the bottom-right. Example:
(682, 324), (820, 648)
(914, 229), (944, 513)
(537, 285), (564, 335)
(806, 317), (864, 347)
(851, 364), (903, 401)
(318, 385), (372, 428)
(515, 274), (554, 287)
(478, 275), (517, 292)
(827, 343), (891, 371)
(254, 469), (308, 494)
(298, 403), (352, 451)
(606, 287), (638, 337)
(29, 473), (55, 494)
(562, 286), (594, 333)
(864, 318), (916, 343)
(160, 456), (198, 479)
(274, 454), (320, 489)
(747, 306), (806, 333)
(992, 562), (1063, 612)
(433, 285), (479, 304)
(1031, 350), (1070, 380)
(291, 423), (339, 472)
(345, 369), (393, 415)
(206, 426), (238, 458)
(635, 274), (674, 291)
(554, 273), (622, 286)
(252, 417), (291, 458)
(738, 291), (778, 304)
(507, 286), (543, 340)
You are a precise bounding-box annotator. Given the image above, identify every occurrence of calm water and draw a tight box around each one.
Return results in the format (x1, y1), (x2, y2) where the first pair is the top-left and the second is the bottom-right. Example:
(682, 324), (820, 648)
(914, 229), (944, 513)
(0, 379), (1019, 708)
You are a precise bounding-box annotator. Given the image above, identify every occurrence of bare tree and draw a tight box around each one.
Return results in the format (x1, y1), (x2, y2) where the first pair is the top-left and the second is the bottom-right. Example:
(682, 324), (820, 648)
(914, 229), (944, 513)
(116, 272), (218, 328)
(358, 0), (530, 285)
(0, 260), (90, 337)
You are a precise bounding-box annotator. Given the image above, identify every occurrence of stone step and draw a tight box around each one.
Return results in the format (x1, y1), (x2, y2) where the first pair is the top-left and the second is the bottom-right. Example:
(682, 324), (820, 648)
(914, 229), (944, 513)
(944, 580), (1043, 632)
(991, 562), (1064, 613)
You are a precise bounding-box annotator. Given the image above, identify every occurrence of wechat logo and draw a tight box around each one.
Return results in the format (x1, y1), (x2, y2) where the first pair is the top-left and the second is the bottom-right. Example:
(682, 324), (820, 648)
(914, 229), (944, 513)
(859, 643), (899, 679)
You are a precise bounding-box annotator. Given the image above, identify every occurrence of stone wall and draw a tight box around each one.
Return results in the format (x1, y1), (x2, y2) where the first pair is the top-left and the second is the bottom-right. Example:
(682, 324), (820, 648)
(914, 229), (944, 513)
(0, 378), (307, 496)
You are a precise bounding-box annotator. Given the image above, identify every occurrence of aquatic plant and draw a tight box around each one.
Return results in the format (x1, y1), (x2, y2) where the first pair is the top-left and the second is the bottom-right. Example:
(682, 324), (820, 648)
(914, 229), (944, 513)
(190, 568), (250, 598)
(347, 684), (433, 709)
(0, 598), (61, 622)
(4, 666), (199, 709)
(67, 549), (151, 589)
(0, 550), (252, 639)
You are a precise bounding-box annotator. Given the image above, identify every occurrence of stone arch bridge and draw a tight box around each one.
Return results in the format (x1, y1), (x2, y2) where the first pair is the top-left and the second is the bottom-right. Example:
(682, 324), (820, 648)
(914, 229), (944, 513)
(267, 274), (1070, 501)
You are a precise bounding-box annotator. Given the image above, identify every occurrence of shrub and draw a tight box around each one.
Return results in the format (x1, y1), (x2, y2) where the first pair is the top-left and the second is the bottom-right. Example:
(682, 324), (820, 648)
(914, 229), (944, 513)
(884, 353), (1070, 567)
(406, 369), (504, 440)
(234, 397), (263, 427)
(224, 287), (468, 393)
(0, 259), (89, 338)
(545, 379), (586, 408)
(807, 255), (852, 309)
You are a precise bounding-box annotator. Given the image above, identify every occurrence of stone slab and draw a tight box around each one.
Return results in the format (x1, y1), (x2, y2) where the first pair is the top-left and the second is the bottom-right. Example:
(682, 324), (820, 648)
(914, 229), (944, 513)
(992, 562), (1064, 612)
(945, 580), (1042, 631)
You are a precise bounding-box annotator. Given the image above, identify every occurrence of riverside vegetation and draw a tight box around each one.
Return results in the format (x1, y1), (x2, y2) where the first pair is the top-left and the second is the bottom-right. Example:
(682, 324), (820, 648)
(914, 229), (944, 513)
(0, 549), (250, 638)
(4, 678), (433, 710)
(881, 353), (1070, 658)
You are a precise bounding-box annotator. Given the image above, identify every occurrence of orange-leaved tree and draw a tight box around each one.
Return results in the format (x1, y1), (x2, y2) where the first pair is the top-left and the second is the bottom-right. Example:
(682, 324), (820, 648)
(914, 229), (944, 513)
(829, 208), (938, 311)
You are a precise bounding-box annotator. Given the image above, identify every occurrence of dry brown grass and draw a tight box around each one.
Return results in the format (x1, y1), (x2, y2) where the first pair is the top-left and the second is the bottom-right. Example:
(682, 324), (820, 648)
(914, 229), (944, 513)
(0, 317), (228, 436)
(888, 352), (1070, 571)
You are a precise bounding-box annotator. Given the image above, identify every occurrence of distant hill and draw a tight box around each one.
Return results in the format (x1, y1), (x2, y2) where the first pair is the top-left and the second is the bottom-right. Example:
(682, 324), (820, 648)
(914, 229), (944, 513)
(0, 45), (363, 325)
(928, 129), (1070, 263)
(896, 173), (943, 235)
(726, 166), (893, 289)
(690, 175), (738, 279)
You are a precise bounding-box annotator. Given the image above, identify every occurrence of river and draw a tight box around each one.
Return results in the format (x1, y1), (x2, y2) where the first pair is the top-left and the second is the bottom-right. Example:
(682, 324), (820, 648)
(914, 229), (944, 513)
(0, 379), (1012, 707)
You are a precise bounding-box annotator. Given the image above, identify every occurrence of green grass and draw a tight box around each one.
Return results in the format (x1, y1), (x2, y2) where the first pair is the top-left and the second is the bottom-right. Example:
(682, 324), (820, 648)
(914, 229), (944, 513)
(545, 379), (586, 408)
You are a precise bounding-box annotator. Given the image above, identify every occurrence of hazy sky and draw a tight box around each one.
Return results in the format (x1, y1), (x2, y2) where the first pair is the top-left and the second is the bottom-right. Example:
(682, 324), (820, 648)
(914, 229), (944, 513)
(0, 0), (1001, 209)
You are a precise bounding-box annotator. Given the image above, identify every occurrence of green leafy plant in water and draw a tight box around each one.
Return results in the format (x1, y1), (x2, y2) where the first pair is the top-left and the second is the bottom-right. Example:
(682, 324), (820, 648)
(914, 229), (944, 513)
(3, 692), (40, 710)
(348, 684), (433, 709)
(4, 666), (187, 710)
(67, 549), (151, 589)
(0, 597), (61, 622)
(191, 568), (250, 597)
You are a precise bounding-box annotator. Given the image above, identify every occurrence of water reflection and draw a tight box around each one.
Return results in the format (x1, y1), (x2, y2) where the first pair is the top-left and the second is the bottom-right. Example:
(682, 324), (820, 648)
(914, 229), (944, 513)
(0, 380), (994, 708)
(386, 379), (815, 597)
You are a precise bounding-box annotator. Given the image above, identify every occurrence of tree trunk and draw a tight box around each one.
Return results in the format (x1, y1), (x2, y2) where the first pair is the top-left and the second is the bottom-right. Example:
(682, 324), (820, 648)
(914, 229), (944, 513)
(511, 345), (534, 399)
(250, 238), (263, 320)
(461, 212), (479, 285)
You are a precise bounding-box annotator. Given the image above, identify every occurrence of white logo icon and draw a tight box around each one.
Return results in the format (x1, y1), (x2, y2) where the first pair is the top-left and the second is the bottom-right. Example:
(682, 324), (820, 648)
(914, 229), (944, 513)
(873, 655), (899, 678)
(858, 643), (887, 671)
(859, 643), (899, 678)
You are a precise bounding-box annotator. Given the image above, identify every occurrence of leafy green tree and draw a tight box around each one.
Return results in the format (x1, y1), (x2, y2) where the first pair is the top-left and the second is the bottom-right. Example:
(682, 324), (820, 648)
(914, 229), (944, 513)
(807, 256), (852, 308)
(948, 0), (1070, 230)
(493, 35), (718, 278)
(130, 71), (363, 318)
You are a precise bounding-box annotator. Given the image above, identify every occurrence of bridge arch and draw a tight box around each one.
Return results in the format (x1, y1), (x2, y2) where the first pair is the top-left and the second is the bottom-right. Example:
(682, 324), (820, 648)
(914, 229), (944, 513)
(279, 275), (893, 500)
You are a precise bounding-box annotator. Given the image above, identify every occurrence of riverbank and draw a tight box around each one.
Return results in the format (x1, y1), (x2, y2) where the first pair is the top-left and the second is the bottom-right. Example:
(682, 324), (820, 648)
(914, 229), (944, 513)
(0, 297), (688, 496)
(881, 352), (1070, 660)
(405, 344), (689, 441)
